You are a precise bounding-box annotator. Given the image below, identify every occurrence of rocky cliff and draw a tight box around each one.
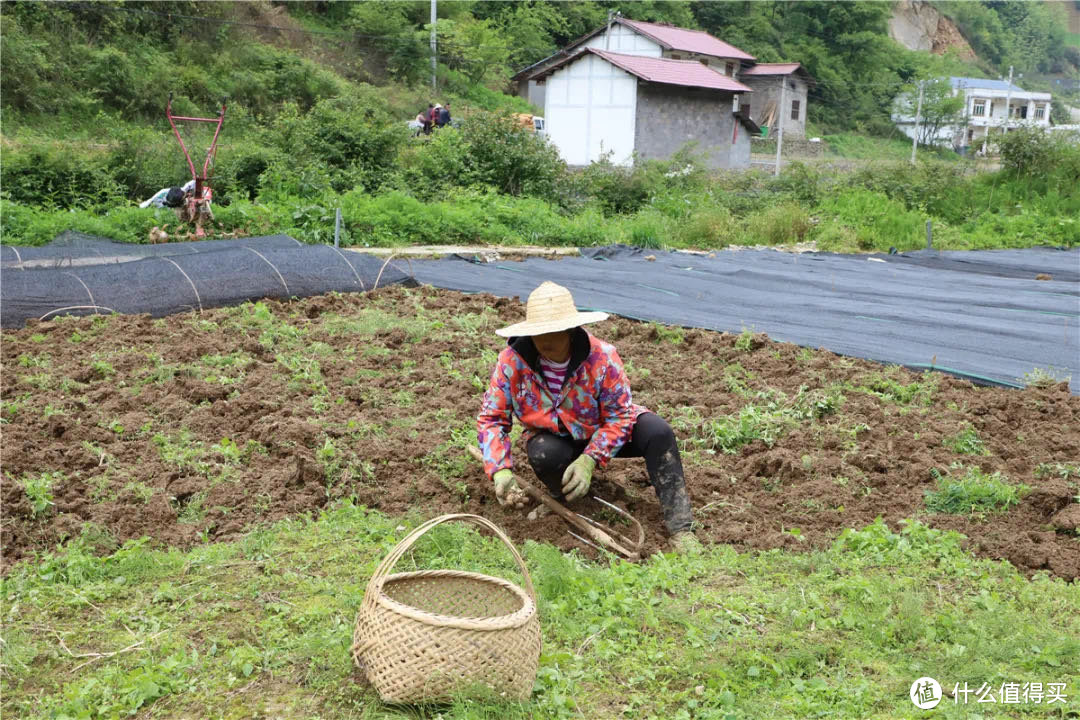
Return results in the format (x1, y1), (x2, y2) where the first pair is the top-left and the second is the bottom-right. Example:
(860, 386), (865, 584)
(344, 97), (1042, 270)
(889, 0), (976, 59)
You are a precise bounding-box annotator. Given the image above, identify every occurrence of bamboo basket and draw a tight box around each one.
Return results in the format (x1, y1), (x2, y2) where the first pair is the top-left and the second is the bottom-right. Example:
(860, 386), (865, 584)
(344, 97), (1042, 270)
(351, 514), (541, 703)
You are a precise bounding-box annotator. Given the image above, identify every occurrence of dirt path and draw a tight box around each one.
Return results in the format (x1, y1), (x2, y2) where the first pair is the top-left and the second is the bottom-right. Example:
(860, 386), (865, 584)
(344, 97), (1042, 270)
(2, 286), (1078, 578)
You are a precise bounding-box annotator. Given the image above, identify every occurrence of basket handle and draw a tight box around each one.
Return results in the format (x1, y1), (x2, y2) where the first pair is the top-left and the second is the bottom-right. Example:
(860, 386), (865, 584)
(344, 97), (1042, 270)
(362, 514), (537, 612)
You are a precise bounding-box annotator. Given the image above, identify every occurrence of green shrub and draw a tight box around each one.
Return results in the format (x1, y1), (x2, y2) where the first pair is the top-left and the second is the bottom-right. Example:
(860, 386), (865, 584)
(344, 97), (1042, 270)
(575, 155), (654, 215)
(217, 44), (346, 115)
(625, 212), (668, 249)
(1, 144), (126, 211)
(398, 112), (565, 201)
(673, 205), (738, 248)
(998, 126), (1080, 179)
(338, 188), (602, 248)
(0, 13), (55, 112)
(744, 203), (811, 246)
(814, 189), (926, 251)
(769, 162), (822, 204)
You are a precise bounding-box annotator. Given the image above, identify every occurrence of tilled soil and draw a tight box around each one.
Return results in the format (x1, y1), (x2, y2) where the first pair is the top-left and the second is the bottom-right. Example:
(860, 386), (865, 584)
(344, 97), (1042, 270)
(2, 285), (1078, 578)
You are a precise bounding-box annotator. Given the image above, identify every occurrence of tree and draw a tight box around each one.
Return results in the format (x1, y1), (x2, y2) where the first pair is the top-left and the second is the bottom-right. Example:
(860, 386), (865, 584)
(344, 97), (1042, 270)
(434, 17), (511, 88)
(896, 78), (965, 147)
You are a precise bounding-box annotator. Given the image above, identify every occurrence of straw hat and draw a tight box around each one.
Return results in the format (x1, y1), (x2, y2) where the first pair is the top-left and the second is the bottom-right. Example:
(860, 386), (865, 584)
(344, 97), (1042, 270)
(495, 282), (608, 338)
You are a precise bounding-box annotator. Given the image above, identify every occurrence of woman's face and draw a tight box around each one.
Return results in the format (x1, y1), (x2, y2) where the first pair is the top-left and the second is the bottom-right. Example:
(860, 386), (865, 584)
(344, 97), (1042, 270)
(533, 331), (571, 363)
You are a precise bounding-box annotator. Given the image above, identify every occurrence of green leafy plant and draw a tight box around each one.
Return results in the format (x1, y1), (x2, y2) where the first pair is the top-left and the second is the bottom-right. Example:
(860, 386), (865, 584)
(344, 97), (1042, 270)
(1023, 366), (1072, 388)
(943, 425), (988, 455)
(925, 465), (1029, 515)
(21, 471), (61, 517)
(734, 327), (755, 352)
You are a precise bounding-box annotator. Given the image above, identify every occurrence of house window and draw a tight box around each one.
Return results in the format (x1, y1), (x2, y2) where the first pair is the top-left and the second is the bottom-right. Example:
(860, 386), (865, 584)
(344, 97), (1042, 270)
(1035, 104), (1045, 120)
(726, 62), (735, 75)
(972, 99), (986, 116)
(791, 99), (800, 120)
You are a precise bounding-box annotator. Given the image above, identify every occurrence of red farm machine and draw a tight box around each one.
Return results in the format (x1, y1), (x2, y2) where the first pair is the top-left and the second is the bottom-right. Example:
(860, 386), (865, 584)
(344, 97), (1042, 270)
(166, 93), (226, 238)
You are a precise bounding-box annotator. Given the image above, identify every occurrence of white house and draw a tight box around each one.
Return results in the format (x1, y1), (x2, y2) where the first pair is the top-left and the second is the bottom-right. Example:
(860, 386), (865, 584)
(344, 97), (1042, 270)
(894, 76), (1052, 152)
(533, 48), (757, 169)
(519, 20), (759, 169)
(513, 18), (756, 111)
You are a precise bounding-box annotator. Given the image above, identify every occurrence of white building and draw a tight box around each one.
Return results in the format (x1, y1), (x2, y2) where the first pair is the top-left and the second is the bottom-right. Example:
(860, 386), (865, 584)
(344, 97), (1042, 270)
(533, 48), (757, 169)
(512, 18), (755, 111)
(894, 76), (1052, 152)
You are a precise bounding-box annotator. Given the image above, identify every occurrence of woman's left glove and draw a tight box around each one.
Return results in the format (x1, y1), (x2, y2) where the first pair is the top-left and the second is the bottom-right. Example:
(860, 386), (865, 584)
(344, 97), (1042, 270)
(561, 454), (596, 502)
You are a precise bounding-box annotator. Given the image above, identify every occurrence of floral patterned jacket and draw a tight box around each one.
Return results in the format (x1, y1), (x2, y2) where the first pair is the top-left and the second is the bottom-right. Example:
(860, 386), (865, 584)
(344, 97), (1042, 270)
(477, 328), (647, 477)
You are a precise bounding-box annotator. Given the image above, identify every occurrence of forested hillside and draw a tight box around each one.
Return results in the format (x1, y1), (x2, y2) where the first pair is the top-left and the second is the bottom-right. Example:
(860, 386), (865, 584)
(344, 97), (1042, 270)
(1, 1), (1076, 250)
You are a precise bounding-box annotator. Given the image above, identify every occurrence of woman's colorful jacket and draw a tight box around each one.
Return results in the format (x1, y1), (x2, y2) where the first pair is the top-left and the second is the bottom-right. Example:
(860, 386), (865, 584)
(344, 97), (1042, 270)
(477, 328), (647, 477)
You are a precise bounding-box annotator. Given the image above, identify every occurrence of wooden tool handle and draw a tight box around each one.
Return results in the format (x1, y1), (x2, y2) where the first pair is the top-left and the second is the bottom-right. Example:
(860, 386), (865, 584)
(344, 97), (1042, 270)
(468, 445), (639, 560)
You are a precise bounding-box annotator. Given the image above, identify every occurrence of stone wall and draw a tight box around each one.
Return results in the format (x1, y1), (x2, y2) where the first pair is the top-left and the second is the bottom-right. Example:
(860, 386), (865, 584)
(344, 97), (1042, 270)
(633, 83), (749, 169)
(741, 75), (808, 138)
(750, 136), (825, 157)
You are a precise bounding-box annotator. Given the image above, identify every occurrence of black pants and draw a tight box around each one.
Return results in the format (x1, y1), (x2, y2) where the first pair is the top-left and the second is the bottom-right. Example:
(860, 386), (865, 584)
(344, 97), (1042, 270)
(526, 412), (693, 535)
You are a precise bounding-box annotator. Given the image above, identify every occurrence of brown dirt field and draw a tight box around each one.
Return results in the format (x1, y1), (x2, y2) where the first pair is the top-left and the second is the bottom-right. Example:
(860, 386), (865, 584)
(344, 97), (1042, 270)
(2, 285), (1078, 578)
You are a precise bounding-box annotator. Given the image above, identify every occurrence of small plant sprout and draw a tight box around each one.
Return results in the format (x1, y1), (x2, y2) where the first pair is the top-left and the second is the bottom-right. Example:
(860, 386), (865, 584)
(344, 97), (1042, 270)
(1022, 366), (1071, 388)
(735, 327), (755, 352)
(943, 424), (988, 455)
(21, 472), (62, 517)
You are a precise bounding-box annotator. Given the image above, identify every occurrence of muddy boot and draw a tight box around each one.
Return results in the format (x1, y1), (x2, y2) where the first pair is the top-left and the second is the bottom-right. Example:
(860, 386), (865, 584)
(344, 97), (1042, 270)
(652, 461), (694, 536)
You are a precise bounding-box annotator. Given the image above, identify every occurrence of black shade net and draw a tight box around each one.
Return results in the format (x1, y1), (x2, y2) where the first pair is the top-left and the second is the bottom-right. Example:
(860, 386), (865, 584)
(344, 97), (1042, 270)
(1, 233), (415, 327)
(409, 245), (1080, 394)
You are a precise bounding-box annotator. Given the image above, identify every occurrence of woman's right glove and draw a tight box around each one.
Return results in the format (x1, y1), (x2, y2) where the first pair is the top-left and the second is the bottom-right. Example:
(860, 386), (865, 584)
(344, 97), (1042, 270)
(493, 469), (528, 509)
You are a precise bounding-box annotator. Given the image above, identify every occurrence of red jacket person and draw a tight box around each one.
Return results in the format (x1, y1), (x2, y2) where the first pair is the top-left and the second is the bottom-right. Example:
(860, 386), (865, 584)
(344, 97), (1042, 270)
(477, 282), (699, 551)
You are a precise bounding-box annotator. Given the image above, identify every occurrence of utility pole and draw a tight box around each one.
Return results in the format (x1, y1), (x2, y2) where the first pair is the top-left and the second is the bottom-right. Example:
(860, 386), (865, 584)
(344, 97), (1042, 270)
(1003, 65), (1014, 134)
(959, 79), (968, 155)
(774, 79), (786, 176)
(910, 80), (924, 165)
(430, 0), (437, 91)
(606, 9), (615, 50)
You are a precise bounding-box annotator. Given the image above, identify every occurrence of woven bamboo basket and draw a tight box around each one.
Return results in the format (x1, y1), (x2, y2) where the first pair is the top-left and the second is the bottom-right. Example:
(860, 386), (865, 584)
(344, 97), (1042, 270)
(351, 514), (541, 703)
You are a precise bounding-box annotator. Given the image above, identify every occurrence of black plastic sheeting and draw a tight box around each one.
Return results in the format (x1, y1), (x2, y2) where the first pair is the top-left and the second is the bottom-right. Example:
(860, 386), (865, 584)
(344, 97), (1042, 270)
(410, 245), (1080, 393)
(1, 234), (416, 328)
(0, 231), (304, 270)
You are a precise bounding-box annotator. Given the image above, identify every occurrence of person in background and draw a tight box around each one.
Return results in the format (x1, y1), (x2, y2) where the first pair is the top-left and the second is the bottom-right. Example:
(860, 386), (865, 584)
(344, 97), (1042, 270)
(438, 102), (451, 128)
(476, 282), (700, 553)
(416, 108), (430, 136)
(423, 104), (434, 135)
(430, 103), (441, 130)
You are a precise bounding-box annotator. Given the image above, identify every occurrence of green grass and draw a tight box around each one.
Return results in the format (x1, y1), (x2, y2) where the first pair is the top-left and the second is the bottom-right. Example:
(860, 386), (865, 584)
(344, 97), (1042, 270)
(822, 133), (937, 162)
(925, 465), (1030, 515)
(2, 505), (1077, 719)
(674, 386), (842, 455)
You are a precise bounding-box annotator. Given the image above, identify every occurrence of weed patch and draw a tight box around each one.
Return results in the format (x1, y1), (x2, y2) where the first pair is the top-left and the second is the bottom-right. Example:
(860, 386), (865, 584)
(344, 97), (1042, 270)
(925, 465), (1030, 515)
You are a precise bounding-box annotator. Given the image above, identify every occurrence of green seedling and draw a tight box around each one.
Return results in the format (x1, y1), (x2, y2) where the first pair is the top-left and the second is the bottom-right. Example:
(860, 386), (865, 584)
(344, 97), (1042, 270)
(943, 424), (988, 455)
(21, 471), (61, 517)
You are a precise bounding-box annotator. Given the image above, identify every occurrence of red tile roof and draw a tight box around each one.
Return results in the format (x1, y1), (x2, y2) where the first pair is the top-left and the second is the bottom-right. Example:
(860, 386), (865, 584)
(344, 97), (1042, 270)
(741, 63), (803, 76)
(619, 19), (755, 61)
(590, 50), (753, 92)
